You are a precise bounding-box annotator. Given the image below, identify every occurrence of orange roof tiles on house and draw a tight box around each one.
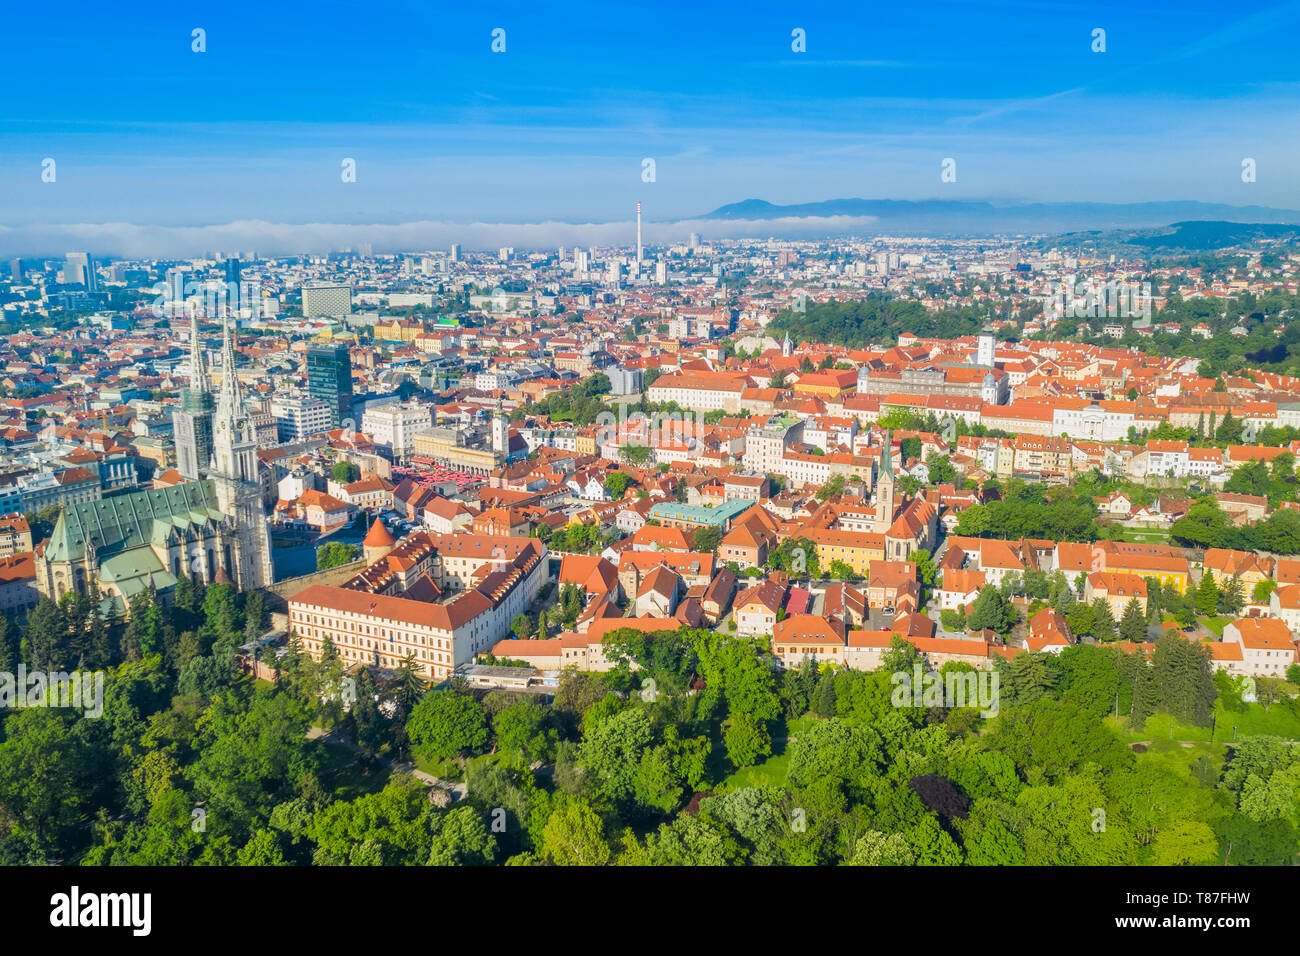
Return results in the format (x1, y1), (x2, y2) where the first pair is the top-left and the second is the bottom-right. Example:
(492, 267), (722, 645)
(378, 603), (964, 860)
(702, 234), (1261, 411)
(1228, 618), (1295, 650)
(559, 554), (619, 597)
(0, 551), (35, 583)
(773, 614), (845, 646)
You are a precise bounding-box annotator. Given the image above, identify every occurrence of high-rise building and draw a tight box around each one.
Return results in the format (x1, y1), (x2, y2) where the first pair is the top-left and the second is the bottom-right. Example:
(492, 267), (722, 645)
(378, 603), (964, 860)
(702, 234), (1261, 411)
(224, 258), (242, 311)
(307, 342), (354, 428)
(301, 283), (352, 318)
(168, 268), (188, 309)
(9, 259), (21, 282)
(173, 313), (215, 480)
(64, 252), (96, 290)
(450, 243), (461, 261)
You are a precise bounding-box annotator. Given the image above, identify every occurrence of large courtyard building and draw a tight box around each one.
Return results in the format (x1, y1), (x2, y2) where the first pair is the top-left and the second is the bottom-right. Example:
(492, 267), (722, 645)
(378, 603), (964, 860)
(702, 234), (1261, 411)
(288, 530), (548, 679)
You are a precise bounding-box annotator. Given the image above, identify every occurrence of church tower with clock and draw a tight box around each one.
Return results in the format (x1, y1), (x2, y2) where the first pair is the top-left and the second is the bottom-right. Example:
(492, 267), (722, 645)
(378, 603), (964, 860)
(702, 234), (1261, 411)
(209, 313), (274, 590)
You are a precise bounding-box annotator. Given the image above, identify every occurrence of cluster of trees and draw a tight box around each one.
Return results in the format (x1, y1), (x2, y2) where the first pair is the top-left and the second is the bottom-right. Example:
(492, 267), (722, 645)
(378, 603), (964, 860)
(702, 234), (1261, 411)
(768, 537), (820, 578)
(3, 601), (1295, 865)
(945, 566), (1246, 643)
(1170, 497), (1300, 553)
(954, 483), (1100, 541)
(534, 521), (619, 555)
(877, 406), (1014, 444)
(966, 586), (1020, 634)
(0, 574), (323, 864)
(1135, 411), (1260, 450)
(509, 373), (612, 426)
(1036, 282), (1300, 380)
(604, 471), (634, 499)
(330, 460), (361, 484)
(511, 584), (585, 640)
(767, 296), (989, 349)
(316, 542), (361, 571)
(1222, 455), (1300, 506)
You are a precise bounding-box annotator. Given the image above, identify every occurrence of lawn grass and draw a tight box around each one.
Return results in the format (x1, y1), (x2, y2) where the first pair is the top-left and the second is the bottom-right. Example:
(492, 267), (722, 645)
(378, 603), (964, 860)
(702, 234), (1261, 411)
(721, 750), (791, 790)
(714, 712), (818, 793)
(1131, 736), (1226, 774)
(1105, 699), (1300, 744)
(414, 755), (465, 780)
(1201, 616), (1230, 636)
(1219, 701), (1300, 739)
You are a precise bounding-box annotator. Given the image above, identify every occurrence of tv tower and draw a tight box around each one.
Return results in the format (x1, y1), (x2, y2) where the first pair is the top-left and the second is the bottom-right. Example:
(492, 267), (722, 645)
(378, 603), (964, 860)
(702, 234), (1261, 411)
(636, 201), (643, 264)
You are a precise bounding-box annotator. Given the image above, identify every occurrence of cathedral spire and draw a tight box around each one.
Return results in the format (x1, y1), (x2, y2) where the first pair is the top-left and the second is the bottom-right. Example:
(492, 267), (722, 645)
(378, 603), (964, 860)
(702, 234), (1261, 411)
(189, 312), (210, 393)
(217, 311), (244, 416)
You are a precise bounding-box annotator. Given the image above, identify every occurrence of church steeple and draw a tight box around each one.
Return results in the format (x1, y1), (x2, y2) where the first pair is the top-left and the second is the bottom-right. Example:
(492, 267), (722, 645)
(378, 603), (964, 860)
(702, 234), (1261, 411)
(206, 311), (273, 592)
(189, 311), (210, 393)
(874, 428), (896, 533)
(491, 395), (509, 456)
(210, 313), (257, 482)
(175, 314), (216, 481)
(215, 312), (245, 419)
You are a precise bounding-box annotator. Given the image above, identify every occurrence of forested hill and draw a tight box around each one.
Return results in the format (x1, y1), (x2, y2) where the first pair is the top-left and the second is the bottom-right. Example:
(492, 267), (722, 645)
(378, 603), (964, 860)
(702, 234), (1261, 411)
(1043, 220), (1300, 255)
(766, 296), (987, 349)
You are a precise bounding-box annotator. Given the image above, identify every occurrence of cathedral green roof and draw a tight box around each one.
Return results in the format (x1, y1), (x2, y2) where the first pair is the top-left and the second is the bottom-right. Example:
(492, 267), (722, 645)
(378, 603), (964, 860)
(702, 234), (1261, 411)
(44, 479), (227, 564)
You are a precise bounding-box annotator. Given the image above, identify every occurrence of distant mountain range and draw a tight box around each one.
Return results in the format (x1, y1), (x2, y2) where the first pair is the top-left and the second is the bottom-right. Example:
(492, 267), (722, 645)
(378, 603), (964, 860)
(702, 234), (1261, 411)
(699, 198), (1300, 236)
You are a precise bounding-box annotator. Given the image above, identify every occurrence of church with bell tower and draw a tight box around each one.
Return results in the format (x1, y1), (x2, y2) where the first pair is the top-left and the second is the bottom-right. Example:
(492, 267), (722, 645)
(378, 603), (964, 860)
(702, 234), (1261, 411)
(36, 314), (274, 612)
(208, 313), (275, 591)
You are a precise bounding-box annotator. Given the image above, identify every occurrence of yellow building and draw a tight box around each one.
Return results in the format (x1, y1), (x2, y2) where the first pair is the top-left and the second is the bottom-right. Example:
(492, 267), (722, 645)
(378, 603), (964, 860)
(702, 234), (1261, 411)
(1084, 571), (1148, 618)
(373, 318), (424, 344)
(805, 528), (885, 577)
(1202, 548), (1272, 590)
(1106, 554), (1190, 592)
(411, 429), (504, 476)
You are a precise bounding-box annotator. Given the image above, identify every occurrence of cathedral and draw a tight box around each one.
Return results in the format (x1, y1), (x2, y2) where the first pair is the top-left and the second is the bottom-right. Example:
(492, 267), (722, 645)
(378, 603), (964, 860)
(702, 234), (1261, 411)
(36, 314), (274, 612)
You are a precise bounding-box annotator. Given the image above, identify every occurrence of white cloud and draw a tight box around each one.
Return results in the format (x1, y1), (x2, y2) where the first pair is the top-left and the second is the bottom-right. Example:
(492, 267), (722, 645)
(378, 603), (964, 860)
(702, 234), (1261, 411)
(0, 215), (881, 259)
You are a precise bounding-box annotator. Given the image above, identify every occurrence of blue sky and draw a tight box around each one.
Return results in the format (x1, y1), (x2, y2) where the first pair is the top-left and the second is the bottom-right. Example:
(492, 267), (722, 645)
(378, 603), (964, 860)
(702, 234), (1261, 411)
(2, 0), (1299, 233)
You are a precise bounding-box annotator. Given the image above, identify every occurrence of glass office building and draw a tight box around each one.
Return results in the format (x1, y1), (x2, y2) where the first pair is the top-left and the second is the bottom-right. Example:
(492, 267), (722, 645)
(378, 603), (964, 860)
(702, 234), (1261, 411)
(306, 342), (354, 428)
